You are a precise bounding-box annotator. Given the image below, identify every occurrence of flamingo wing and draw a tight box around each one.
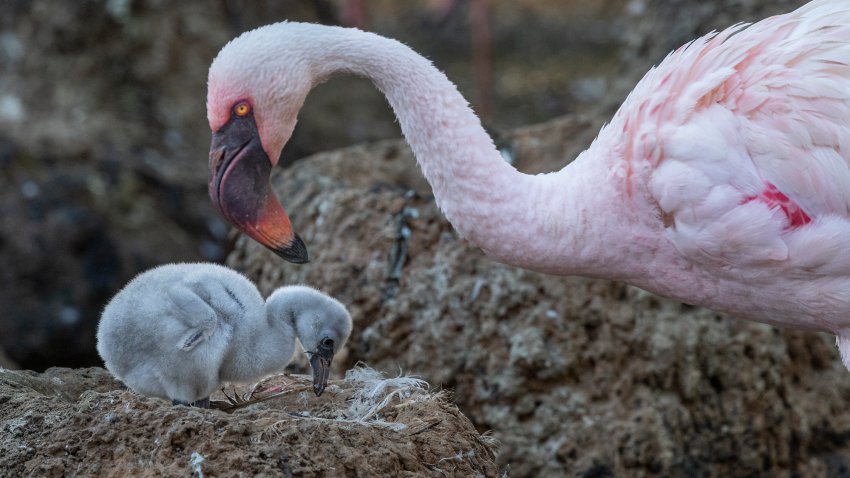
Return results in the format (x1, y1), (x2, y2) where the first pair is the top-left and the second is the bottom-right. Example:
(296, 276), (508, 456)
(621, 0), (850, 270)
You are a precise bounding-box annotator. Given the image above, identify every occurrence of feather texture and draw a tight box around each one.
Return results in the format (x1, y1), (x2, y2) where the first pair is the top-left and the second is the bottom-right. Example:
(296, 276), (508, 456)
(96, 263), (352, 404)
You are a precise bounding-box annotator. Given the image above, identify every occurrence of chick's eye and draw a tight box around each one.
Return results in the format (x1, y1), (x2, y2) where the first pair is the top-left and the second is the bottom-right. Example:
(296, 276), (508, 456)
(233, 102), (251, 117)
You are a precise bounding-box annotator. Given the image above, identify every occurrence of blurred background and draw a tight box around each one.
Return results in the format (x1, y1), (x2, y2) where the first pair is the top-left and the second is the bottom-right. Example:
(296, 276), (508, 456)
(0, 0), (620, 371)
(0, 0), (802, 372)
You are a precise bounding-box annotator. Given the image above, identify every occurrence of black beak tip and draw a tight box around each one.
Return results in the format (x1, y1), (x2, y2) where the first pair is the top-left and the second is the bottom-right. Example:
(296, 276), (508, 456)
(309, 338), (335, 398)
(272, 233), (309, 264)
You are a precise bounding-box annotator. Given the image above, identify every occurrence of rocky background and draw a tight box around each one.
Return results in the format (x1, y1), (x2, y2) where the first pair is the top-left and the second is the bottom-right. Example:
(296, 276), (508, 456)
(5, 0), (845, 477)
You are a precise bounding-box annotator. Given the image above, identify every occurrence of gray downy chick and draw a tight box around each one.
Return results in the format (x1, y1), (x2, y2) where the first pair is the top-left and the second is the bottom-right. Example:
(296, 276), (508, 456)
(96, 262), (352, 407)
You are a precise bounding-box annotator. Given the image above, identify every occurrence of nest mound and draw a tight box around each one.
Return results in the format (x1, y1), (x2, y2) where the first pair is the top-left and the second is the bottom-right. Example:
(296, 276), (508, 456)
(0, 366), (498, 477)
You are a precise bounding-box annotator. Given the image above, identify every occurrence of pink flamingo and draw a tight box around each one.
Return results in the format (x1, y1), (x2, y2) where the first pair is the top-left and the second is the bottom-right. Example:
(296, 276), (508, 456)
(206, 0), (850, 369)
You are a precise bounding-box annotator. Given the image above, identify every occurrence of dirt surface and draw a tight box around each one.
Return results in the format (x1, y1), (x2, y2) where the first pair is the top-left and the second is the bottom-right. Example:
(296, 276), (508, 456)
(226, 114), (850, 477)
(0, 366), (498, 477)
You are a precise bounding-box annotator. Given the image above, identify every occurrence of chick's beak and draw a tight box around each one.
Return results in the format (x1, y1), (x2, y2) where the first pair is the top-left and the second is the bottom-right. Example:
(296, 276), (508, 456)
(308, 338), (336, 397)
(208, 116), (308, 264)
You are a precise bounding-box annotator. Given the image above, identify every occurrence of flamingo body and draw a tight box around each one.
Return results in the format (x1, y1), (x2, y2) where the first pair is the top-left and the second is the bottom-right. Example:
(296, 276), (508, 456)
(206, 0), (850, 370)
(611, 1), (850, 331)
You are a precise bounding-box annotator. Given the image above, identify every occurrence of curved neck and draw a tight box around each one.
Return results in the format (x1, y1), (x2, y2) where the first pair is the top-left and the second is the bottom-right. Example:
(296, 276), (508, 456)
(306, 27), (614, 273)
(264, 292), (307, 339)
(220, 300), (296, 381)
(308, 28), (576, 268)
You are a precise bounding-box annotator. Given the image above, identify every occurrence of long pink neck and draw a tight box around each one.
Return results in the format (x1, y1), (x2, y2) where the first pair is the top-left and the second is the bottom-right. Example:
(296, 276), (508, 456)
(306, 26), (629, 275)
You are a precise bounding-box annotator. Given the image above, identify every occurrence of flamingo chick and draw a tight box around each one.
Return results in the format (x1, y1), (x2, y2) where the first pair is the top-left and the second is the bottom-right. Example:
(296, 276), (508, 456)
(206, 1), (850, 371)
(96, 263), (352, 407)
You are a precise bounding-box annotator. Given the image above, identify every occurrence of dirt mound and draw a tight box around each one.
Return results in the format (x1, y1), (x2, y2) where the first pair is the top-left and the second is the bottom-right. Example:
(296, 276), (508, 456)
(0, 366), (498, 477)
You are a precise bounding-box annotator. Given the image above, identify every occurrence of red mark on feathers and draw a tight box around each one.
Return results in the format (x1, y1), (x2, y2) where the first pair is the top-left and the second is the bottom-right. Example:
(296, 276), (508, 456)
(741, 182), (812, 228)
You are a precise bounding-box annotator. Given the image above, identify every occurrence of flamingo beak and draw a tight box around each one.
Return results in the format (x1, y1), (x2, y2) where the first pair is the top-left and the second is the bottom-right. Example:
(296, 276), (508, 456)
(209, 116), (308, 264)
(308, 337), (335, 397)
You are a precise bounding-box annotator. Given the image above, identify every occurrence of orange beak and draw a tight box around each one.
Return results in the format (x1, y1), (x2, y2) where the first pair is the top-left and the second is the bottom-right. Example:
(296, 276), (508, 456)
(209, 115), (308, 263)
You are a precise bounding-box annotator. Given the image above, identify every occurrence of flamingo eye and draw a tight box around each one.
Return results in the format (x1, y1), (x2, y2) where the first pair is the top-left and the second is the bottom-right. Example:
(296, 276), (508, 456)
(233, 101), (252, 117)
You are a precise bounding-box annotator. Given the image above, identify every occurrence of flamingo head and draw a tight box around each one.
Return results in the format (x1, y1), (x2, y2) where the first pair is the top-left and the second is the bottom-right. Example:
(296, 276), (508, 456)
(206, 25), (313, 263)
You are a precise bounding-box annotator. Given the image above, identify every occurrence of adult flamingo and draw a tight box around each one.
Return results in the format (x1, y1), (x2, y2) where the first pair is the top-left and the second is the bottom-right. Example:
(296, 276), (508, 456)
(206, 0), (850, 369)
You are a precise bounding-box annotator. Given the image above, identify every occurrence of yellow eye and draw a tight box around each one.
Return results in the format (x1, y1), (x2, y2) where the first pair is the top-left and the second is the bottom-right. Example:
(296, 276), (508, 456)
(234, 101), (251, 117)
